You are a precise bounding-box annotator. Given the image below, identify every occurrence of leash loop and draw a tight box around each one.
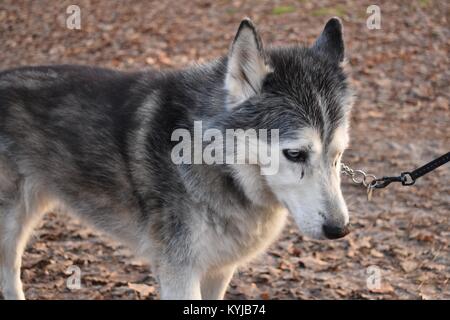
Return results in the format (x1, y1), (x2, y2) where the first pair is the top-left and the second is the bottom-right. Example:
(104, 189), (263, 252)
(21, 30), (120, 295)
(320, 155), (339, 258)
(370, 175), (403, 189)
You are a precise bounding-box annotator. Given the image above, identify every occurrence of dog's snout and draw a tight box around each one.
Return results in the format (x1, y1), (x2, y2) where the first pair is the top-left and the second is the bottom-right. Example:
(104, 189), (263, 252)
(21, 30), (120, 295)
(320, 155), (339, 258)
(322, 223), (350, 239)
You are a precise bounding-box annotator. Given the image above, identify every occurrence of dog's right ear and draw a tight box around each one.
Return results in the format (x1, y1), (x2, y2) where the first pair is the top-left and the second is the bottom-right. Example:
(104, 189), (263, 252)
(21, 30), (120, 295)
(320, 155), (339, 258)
(312, 17), (345, 64)
(225, 18), (270, 109)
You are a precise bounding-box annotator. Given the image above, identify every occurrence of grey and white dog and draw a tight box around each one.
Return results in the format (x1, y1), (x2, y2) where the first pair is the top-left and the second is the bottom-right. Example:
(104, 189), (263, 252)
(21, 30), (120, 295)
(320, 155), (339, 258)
(0, 17), (353, 300)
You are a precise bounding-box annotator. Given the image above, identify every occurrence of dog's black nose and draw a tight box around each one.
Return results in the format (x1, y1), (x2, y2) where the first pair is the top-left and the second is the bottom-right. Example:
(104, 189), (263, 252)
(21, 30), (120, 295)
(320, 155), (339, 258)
(322, 223), (350, 239)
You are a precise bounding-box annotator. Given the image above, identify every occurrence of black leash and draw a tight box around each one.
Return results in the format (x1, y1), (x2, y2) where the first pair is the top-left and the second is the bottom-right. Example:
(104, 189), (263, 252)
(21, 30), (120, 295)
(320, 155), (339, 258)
(341, 152), (450, 201)
(371, 151), (450, 189)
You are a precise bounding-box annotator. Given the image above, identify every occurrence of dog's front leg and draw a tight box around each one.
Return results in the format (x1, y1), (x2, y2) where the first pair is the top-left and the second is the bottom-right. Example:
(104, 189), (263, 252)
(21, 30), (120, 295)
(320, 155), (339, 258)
(158, 266), (202, 300)
(201, 265), (235, 300)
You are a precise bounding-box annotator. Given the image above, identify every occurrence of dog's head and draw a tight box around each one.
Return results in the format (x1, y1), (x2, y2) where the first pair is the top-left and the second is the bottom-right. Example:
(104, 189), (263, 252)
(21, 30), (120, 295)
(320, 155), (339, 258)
(225, 18), (353, 240)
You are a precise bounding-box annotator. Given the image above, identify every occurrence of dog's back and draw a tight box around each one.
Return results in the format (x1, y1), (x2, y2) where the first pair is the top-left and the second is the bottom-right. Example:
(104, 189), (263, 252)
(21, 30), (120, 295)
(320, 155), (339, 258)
(0, 65), (143, 219)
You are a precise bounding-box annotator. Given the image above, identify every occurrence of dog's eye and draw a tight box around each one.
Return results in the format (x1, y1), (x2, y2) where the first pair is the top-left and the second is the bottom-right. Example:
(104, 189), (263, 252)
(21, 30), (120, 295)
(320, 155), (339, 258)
(283, 149), (308, 162)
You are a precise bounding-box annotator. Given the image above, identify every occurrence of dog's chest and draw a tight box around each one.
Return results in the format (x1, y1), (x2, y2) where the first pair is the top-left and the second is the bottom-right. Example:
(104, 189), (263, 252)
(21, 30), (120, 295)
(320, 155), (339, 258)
(193, 205), (288, 267)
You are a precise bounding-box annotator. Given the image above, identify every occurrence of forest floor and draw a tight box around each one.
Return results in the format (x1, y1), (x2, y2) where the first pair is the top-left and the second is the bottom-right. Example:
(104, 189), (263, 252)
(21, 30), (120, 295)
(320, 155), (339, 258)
(0, 0), (448, 299)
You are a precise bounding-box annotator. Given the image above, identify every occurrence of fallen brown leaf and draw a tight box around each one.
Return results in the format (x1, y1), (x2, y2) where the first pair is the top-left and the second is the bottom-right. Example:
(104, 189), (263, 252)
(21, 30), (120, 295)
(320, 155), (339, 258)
(127, 283), (155, 298)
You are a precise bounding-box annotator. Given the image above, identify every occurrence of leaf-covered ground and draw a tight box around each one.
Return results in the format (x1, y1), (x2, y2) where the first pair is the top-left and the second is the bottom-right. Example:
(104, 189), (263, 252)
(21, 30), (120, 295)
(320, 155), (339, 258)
(0, 0), (448, 299)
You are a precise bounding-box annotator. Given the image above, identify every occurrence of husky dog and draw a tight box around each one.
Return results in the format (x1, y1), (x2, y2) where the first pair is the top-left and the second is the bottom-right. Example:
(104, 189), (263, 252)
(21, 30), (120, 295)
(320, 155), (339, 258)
(0, 17), (353, 300)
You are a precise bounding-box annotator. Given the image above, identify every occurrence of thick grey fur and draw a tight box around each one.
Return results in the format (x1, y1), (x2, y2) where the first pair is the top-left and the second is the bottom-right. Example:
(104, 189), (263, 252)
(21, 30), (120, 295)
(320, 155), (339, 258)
(0, 18), (351, 299)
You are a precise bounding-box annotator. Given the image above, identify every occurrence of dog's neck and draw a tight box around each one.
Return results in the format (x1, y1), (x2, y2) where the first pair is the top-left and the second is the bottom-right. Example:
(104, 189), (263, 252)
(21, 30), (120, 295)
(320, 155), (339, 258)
(178, 161), (279, 215)
(228, 164), (278, 207)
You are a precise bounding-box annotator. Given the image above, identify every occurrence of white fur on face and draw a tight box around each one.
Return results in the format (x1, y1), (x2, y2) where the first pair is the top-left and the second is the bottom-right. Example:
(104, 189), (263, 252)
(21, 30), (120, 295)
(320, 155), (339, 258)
(264, 126), (349, 239)
(328, 125), (349, 159)
(324, 125), (350, 226)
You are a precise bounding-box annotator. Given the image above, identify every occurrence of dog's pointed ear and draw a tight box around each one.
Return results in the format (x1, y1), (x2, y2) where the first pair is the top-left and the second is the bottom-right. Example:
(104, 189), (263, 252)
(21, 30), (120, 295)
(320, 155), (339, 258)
(225, 18), (270, 109)
(312, 17), (345, 63)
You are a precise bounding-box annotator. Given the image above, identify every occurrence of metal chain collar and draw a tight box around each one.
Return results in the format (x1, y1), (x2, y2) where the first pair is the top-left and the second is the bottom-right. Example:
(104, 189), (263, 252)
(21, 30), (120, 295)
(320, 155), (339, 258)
(341, 162), (377, 201)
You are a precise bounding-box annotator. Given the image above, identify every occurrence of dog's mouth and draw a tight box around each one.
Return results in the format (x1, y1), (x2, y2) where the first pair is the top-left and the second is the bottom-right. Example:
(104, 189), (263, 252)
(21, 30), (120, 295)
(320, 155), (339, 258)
(281, 203), (350, 240)
(280, 201), (329, 240)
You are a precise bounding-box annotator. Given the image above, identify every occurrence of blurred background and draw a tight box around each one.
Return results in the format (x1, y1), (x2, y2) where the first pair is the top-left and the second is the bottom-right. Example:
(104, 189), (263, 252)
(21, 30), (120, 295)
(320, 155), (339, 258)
(0, 0), (448, 299)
